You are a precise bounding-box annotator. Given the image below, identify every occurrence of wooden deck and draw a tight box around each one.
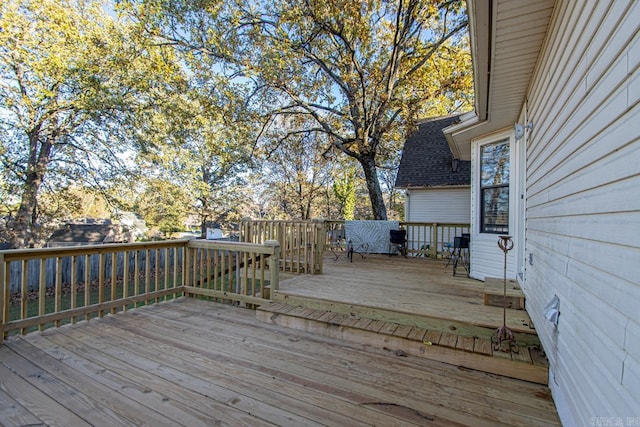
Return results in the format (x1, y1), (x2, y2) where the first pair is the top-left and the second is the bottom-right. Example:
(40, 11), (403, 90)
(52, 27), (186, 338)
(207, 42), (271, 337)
(264, 254), (548, 385)
(0, 298), (560, 426)
(277, 254), (537, 341)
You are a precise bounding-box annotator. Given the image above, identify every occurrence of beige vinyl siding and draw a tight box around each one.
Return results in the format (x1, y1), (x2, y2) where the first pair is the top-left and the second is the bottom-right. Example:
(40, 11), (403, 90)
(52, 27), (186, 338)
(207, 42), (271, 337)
(468, 239), (518, 281)
(405, 187), (470, 223)
(523, 0), (639, 424)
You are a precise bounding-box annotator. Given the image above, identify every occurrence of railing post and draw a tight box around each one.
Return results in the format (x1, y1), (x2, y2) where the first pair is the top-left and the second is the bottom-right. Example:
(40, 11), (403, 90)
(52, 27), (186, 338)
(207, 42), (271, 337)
(183, 243), (191, 293)
(0, 253), (5, 344)
(312, 218), (325, 274)
(265, 240), (280, 296)
(431, 223), (439, 258)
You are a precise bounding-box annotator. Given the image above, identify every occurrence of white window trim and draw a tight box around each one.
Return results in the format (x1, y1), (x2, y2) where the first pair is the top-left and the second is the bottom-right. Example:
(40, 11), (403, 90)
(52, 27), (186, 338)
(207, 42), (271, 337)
(473, 129), (515, 237)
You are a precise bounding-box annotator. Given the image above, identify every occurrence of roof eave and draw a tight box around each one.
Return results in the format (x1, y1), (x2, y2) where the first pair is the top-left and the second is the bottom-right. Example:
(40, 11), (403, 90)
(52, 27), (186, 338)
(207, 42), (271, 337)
(445, 0), (555, 161)
(444, 112), (481, 159)
(398, 184), (471, 190)
(443, 0), (491, 161)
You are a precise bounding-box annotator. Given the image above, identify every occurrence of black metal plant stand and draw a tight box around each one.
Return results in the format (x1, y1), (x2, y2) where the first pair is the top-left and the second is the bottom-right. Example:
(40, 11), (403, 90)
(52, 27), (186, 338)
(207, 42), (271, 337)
(491, 235), (519, 353)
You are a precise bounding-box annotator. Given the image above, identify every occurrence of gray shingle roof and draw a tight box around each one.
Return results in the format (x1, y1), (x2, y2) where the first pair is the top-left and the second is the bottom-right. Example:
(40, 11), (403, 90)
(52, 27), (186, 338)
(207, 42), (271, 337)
(395, 115), (471, 188)
(48, 223), (131, 244)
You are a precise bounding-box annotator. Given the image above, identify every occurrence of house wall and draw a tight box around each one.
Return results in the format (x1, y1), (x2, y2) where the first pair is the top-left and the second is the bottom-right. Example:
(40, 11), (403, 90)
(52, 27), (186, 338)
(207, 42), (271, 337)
(521, 1), (640, 424)
(405, 187), (470, 223)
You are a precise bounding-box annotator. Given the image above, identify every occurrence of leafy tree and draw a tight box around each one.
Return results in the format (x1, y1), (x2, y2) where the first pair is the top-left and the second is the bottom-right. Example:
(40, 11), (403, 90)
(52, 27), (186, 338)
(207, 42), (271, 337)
(377, 158), (404, 220)
(119, 0), (261, 231)
(121, 0), (473, 220)
(257, 115), (337, 220)
(0, 0), (184, 247)
(39, 186), (113, 221)
(135, 179), (191, 238)
(141, 129), (251, 234)
(243, 0), (471, 219)
(131, 73), (255, 233)
(333, 167), (357, 220)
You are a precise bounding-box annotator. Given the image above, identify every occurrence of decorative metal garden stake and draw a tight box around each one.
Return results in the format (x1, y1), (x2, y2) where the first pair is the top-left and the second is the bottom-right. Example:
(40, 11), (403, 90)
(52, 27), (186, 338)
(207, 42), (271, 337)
(492, 235), (519, 353)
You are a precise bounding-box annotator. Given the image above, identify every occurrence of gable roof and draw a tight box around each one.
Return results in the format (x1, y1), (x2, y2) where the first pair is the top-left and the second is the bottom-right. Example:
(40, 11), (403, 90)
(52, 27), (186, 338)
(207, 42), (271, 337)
(47, 223), (132, 246)
(395, 115), (471, 189)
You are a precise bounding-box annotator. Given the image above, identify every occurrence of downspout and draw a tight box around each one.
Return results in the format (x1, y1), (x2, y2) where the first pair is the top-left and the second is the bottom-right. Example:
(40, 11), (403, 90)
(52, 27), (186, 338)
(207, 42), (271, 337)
(405, 190), (411, 221)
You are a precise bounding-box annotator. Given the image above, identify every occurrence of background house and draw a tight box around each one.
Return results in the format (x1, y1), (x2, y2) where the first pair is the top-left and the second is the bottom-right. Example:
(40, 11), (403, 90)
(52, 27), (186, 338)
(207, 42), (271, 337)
(47, 220), (133, 247)
(396, 115), (471, 224)
(444, 0), (639, 424)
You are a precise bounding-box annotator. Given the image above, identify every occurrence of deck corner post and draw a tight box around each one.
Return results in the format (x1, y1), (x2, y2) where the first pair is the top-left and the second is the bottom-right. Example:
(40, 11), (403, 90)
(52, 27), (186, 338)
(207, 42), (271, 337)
(312, 218), (325, 274)
(431, 223), (439, 258)
(183, 242), (191, 295)
(240, 217), (252, 243)
(0, 253), (5, 344)
(264, 240), (280, 295)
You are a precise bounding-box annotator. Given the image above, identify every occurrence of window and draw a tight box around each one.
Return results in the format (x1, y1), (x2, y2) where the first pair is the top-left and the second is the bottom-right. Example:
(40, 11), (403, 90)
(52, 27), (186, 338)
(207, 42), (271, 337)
(480, 140), (510, 233)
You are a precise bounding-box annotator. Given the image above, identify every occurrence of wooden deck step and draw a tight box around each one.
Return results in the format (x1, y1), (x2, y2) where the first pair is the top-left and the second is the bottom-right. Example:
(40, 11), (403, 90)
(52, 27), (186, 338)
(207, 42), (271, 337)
(256, 302), (549, 385)
(271, 291), (539, 345)
(483, 277), (525, 310)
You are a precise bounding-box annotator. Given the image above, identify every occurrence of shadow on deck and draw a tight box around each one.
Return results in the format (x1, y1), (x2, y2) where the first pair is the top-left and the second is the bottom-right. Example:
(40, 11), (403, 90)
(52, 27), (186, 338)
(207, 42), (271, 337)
(258, 253), (548, 384)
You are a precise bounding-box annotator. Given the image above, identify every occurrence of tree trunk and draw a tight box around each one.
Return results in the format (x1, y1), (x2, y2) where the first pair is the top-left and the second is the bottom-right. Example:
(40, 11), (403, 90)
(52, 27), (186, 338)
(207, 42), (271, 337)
(359, 155), (387, 220)
(11, 130), (53, 248)
(199, 167), (211, 238)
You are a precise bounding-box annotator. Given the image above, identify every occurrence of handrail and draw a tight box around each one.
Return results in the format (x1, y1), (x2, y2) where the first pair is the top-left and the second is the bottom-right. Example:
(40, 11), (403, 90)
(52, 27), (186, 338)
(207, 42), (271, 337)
(239, 219), (324, 274)
(183, 239), (279, 307)
(324, 220), (470, 258)
(0, 239), (280, 343)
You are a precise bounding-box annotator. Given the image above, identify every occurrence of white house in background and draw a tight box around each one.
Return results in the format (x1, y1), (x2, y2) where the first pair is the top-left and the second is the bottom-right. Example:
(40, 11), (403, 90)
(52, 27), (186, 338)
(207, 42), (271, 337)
(446, 0), (639, 424)
(396, 115), (471, 224)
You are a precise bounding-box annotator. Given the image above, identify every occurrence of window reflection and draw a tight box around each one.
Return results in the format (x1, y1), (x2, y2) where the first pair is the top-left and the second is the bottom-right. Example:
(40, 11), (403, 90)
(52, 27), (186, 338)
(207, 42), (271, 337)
(480, 141), (510, 233)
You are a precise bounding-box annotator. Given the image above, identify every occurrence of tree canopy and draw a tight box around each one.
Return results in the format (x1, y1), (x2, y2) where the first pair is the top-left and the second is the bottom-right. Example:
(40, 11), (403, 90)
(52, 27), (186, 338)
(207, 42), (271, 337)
(1, 0), (473, 247)
(0, 0), (186, 247)
(121, 0), (473, 220)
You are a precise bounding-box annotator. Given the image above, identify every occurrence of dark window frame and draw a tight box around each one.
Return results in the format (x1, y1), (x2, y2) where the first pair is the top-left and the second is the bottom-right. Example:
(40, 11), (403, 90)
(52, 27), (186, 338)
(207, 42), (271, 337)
(480, 140), (510, 234)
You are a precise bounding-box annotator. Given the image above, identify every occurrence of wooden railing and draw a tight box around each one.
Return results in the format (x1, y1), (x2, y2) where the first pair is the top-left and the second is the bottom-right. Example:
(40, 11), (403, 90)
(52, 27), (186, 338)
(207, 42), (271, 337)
(325, 220), (470, 258)
(239, 219), (324, 274)
(402, 222), (470, 257)
(183, 240), (279, 306)
(0, 239), (280, 342)
(0, 219), (471, 342)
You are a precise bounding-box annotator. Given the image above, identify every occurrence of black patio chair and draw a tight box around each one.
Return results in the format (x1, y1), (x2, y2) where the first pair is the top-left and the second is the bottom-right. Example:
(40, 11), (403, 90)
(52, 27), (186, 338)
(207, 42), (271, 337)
(445, 233), (470, 276)
(327, 227), (346, 260)
(389, 229), (408, 258)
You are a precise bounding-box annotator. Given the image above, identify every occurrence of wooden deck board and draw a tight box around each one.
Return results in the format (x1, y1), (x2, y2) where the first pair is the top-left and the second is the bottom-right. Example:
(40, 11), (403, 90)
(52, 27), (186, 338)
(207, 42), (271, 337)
(530, 345), (550, 368)
(2, 347), (141, 426)
(0, 355), (91, 427)
(424, 330), (442, 344)
(46, 328), (361, 427)
(474, 338), (494, 356)
(130, 301), (557, 425)
(393, 324), (414, 339)
(0, 389), (43, 427)
(175, 304), (547, 402)
(362, 319), (386, 333)
(407, 326), (428, 342)
(378, 322), (399, 335)
(7, 339), (223, 427)
(22, 335), (276, 427)
(148, 301), (558, 424)
(457, 336), (476, 352)
(438, 332), (459, 348)
(0, 298), (560, 426)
